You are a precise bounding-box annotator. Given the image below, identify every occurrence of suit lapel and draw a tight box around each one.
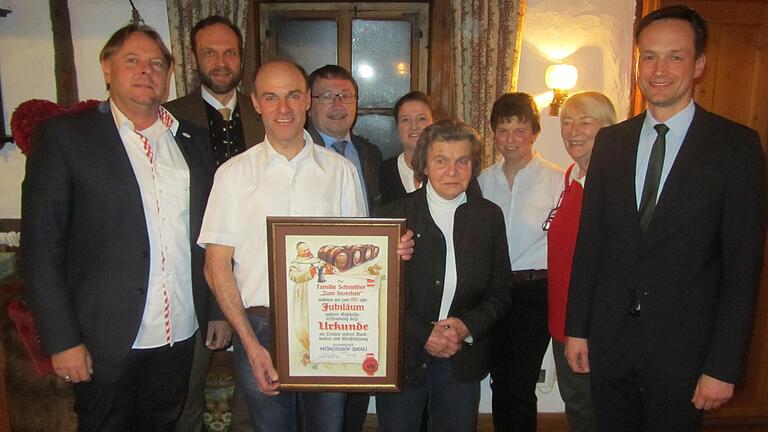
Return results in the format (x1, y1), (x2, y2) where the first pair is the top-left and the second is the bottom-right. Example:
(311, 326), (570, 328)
(614, 114), (645, 233)
(97, 102), (145, 211)
(237, 91), (262, 147)
(645, 106), (707, 241)
(188, 89), (210, 128)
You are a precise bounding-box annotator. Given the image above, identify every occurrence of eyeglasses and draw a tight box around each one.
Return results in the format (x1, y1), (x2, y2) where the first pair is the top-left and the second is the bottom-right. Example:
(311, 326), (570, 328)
(311, 92), (357, 105)
(542, 190), (565, 231)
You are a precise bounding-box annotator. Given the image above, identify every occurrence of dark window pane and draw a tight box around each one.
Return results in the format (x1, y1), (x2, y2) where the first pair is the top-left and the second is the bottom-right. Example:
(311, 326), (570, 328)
(352, 20), (411, 109)
(277, 20), (337, 74)
(354, 114), (401, 160)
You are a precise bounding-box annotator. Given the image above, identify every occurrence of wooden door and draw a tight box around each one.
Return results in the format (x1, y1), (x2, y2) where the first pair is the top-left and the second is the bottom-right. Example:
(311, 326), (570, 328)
(638, 1), (768, 430)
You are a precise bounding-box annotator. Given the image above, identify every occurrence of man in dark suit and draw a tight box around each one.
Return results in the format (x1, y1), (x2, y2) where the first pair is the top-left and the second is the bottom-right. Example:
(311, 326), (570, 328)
(304, 64), (382, 431)
(164, 16), (261, 432)
(21, 25), (219, 431)
(565, 6), (766, 431)
(306, 65), (382, 215)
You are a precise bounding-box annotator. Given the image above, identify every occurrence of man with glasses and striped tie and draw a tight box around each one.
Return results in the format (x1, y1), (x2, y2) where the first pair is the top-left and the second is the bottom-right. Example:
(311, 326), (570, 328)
(305, 65), (382, 216)
(305, 64), (383, 432)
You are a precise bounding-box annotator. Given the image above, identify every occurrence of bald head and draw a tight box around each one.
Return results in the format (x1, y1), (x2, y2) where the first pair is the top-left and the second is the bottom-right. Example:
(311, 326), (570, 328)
(253, 59), (309, 97)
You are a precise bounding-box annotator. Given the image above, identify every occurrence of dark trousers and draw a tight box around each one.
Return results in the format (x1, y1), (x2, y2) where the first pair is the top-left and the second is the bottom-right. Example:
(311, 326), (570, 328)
(590, 317), (703, 432)
(73, 336), (195, 432)
(552, 340), (595, 432)
(489, 279), (550, 432)
(376, 358), (480, 432)
(343, 393), (370, 432)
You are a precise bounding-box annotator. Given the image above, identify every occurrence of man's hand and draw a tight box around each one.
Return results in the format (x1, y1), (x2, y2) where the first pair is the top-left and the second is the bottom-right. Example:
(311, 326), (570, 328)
(247, 344), (280, 396)
(205, 320), (233, 350)
(396, 230), (415, 261)
(52, 343), (93, 383)
(424, 322), (462, 358)
(434, 317), (470, 345)
(565, 336), (590, 373)
(692, 374), (734, 411)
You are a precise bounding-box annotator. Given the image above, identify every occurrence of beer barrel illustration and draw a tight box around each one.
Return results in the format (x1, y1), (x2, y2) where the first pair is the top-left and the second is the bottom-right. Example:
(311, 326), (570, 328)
(317, 244), (379, 271)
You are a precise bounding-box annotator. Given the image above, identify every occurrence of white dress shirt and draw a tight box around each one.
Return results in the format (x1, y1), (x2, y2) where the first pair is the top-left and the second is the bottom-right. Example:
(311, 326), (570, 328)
(197, 131), (366, 308)
(110, 101), (197, 348)
(635, 100), (695, 207)
(397, 153), (420, 193)
(478, 151), (564, 271)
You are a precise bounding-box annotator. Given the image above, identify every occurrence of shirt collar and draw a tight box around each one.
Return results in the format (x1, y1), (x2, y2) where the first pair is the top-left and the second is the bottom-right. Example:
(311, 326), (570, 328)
(643, 99), (695, 139)
(263, 130), (325, 172)
(110, 99), (178, 135)
(201, 86), (237, 112)
(317, 129), (352, 148)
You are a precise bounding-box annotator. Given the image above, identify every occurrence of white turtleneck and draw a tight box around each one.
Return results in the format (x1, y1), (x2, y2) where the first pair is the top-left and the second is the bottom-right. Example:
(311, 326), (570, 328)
(426, 181), (467, 319)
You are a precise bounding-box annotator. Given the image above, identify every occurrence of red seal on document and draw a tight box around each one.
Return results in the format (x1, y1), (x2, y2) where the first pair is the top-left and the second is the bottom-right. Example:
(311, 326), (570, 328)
(362, 353), (379, 375)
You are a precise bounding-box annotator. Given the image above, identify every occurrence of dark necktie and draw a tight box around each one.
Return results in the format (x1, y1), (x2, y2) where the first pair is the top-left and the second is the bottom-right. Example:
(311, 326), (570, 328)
(638, 123), (669, 235)
(332, 140), (348, 155)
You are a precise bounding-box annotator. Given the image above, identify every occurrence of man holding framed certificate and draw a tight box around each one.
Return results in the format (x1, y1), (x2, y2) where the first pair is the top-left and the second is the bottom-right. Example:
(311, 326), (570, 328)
(198, 59), (413, 432)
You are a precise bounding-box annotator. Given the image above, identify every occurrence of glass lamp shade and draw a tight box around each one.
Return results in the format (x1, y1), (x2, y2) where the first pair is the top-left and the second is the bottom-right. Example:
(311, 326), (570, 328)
(545, 64), (578, 91)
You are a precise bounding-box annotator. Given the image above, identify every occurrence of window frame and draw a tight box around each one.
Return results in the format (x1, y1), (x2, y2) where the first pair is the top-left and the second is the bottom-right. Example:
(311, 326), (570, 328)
(258, 2), (429, 116)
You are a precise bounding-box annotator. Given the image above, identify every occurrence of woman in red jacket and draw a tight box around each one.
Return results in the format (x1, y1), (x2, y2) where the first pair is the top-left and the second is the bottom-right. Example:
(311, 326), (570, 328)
(545, 92), (616, 432)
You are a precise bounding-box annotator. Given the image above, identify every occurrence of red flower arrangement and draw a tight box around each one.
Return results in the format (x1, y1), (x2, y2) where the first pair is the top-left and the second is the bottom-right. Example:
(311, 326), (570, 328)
(11, 99), (101, 155)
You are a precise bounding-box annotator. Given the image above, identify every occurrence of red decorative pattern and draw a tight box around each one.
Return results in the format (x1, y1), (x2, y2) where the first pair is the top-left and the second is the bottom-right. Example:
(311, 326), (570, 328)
(134, 129), (172, 343)
(10, 99), (101, 155)
(6, 299), (53, 376)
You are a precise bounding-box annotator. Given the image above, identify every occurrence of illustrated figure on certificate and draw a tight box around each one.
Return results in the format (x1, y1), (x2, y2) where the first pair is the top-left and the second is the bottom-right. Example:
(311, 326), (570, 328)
(289, 242), (325, 365)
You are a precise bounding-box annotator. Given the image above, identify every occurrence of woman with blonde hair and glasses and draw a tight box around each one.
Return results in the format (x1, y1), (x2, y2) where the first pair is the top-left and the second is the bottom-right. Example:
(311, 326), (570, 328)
(546, 91), (617, 432)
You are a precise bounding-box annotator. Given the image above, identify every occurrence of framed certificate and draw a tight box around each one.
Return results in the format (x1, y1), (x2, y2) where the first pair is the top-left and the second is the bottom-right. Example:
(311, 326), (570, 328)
(266, 217), (406, 392)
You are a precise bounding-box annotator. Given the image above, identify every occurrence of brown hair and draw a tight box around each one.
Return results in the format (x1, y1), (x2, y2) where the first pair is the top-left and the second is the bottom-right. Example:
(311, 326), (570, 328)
(636, 5), (708, 58)
(191, 15), (243, 57)
(393, 91), (436, 124)
(490, 92), (541, 134)
(100, 24), (173, 67)
(308, 64), (358, 95)
(411, 119), (482, 183)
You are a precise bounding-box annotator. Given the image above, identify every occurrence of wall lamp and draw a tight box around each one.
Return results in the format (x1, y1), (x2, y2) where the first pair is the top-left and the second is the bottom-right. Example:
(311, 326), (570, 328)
(545, 64), (578, 116)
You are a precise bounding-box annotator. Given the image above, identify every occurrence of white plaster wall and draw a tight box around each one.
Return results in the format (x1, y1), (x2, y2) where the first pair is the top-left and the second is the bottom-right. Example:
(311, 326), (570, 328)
(0, 0), (175, 218)
(520, 0), (637, 171)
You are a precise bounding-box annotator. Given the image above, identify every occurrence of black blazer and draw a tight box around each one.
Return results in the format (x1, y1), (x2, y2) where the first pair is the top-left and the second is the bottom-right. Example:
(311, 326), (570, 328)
(376, 185), (513, 385)
(379, 155), (408, 206)
(21, 102), (218, 379)
(164, 88), (265, 147)
(306, 121), (382, 211)
(566, 105), (766, 383)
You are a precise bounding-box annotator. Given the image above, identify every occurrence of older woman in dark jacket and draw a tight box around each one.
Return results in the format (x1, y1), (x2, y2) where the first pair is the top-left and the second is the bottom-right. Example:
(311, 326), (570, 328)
(375, 119), (513, 432)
